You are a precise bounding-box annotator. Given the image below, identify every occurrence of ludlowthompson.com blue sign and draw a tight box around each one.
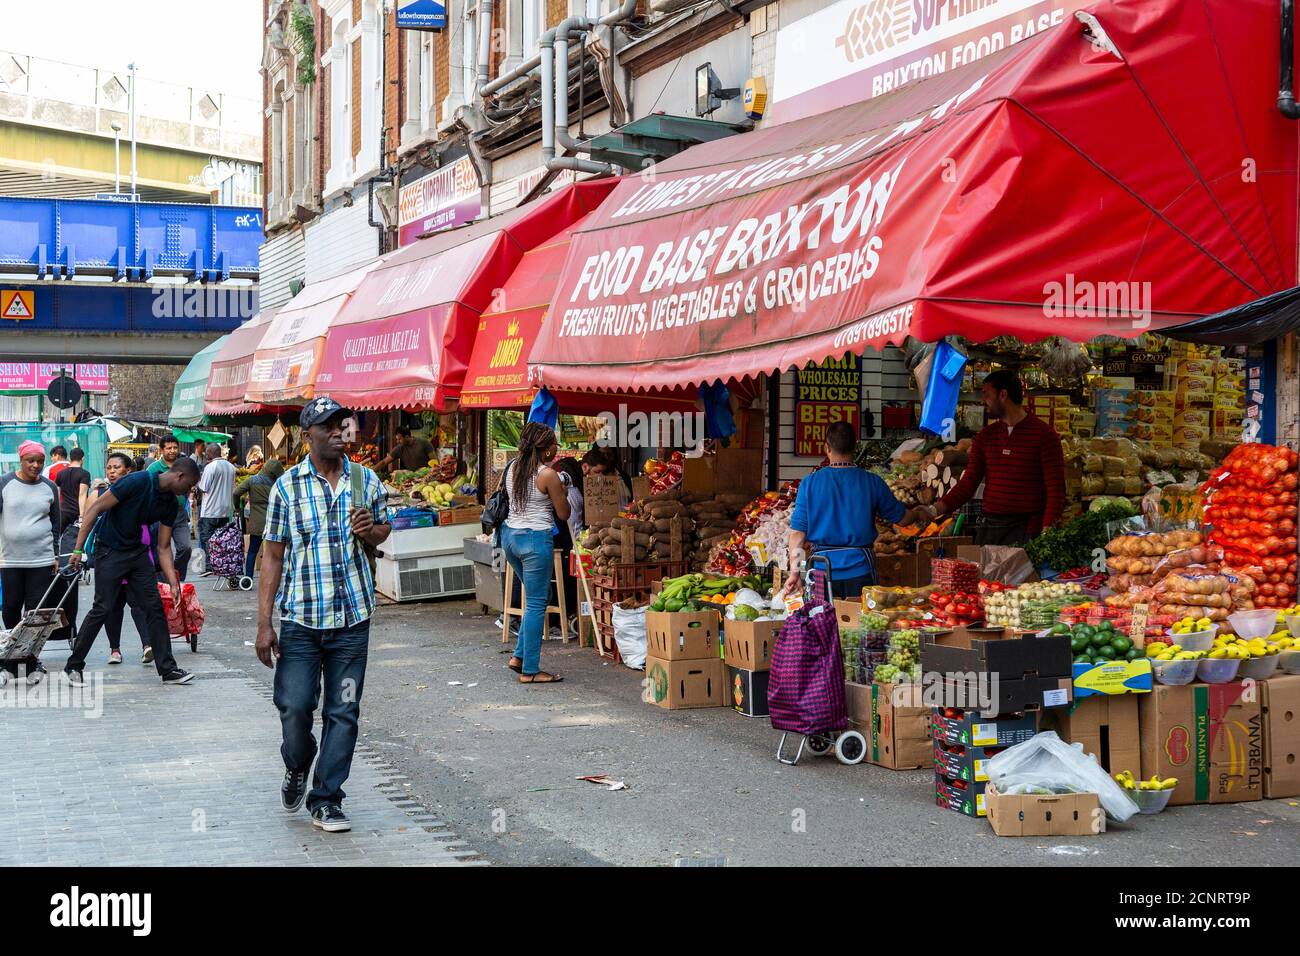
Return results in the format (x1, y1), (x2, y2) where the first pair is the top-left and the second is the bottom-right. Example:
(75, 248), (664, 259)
(396, 0), (447, 30)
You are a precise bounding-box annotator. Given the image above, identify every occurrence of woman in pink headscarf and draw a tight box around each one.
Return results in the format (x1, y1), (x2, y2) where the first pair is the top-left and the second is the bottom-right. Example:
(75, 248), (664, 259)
(0, 440), (60, 684)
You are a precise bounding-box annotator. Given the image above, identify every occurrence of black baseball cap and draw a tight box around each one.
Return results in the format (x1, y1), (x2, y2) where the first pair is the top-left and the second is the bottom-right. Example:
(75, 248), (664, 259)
(299, 396), (353, 429)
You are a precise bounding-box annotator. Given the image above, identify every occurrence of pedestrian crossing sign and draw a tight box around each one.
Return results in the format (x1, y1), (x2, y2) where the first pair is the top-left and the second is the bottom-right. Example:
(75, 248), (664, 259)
(1, 290), (33, 320)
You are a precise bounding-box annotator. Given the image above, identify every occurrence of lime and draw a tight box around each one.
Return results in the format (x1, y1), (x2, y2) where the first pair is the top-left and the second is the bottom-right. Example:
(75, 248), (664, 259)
(1110, 635), (1134, 655)
(1094, 645), (1117, 660)
(1124, 647), (1141, 661)
(1073, 654), (1092, 665)
(1070, 634), (1091, 654)
(1091, 631), (1113, 648)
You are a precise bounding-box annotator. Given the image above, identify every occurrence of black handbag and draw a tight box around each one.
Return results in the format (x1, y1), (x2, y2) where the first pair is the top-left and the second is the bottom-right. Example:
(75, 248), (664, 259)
(482, 461), (513, 540)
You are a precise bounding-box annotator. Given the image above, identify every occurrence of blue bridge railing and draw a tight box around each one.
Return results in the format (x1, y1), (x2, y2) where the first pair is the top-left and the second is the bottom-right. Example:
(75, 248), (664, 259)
(0, 196), (261, 282)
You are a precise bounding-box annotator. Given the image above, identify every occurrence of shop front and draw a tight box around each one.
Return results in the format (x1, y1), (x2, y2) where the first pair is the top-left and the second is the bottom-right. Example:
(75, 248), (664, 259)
(508, 0), (1300, 815)
(314, 179), (618, 602)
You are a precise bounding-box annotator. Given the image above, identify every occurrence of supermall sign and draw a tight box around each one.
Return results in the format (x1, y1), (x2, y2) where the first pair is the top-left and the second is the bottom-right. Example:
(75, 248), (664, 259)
(398, 157), (481, 246)
(0, 363), (109, 392)
(770, 0), (1069, 121)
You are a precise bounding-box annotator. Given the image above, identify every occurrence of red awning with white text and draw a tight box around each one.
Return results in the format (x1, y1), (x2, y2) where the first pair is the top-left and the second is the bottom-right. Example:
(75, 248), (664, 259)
(528, 0), (1298, 391)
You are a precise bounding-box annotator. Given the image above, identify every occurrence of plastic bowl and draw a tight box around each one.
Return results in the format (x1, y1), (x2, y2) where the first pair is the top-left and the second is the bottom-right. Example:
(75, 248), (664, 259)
(1238, 655), (1280, 680)
(1197, 658), (1241, 684)
(1280, 648), (1300, 675)
(1167, 627), (1217, 652)
(1127, 787), (1174, 815)
(1153, 658), (1198, 685)
(1229, 609), (1279, 641)
(1287, 616), (1300, 639)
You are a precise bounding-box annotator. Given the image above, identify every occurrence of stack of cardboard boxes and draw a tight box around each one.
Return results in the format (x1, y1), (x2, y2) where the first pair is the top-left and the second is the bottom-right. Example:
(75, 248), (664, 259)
(1027, 393), (1075, 438)
(920, 625), (1075, 818)
(643, 610), (726, 710)
(724, 617), (780, 718)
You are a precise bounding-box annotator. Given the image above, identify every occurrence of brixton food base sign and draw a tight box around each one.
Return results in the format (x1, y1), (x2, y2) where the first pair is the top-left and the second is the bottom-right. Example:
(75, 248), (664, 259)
(793, 355), (861, 456)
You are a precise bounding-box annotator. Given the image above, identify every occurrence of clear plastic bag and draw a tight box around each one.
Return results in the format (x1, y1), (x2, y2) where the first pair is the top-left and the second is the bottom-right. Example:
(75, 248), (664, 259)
(985, 731), (1138, 822)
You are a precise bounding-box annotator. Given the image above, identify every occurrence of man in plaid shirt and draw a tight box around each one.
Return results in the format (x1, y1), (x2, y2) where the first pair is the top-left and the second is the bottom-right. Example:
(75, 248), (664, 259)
(256, 397), (390, 833)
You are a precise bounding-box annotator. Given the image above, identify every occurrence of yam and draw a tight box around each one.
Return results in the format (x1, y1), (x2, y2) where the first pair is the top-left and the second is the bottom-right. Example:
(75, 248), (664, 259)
(611, 516), (653, 532)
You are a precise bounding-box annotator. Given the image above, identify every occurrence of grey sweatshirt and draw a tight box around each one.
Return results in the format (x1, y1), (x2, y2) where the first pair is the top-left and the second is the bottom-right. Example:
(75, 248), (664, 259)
(0, 471), (60, 568)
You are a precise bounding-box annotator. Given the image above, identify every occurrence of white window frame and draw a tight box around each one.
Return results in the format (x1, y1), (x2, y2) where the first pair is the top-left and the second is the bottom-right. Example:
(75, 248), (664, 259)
(357, 0), (381, 178)
(522, 0), (542, 61)
(326, 15), (352, 193)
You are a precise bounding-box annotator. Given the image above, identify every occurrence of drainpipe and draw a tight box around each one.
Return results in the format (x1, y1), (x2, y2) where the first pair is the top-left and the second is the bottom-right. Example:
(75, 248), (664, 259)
(1280, 0), (1300, 118)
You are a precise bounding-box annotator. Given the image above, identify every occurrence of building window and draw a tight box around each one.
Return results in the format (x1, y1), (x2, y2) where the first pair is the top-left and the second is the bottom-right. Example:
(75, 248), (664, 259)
(522, 0), (541, 56)
(421, 33), (435, 128)
(329, 17), (351, 187)
(360, 0), (381, 172)
(463, 2), (479, 112)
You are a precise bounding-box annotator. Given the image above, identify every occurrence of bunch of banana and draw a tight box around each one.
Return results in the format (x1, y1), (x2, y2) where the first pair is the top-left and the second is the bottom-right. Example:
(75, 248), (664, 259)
(1115, 771), (1177, 791)
(1145, 642), (1206, 662)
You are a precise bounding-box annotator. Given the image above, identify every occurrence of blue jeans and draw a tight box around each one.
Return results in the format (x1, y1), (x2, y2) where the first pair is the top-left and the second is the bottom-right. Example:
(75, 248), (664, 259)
(273, 618), (370, 811)
(244, 534), (262, 578)
(501, 526), (553, 675)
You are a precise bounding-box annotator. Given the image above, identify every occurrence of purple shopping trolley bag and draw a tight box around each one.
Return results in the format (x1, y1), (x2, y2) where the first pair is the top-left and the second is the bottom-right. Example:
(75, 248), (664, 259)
(766, 569), (847, 737)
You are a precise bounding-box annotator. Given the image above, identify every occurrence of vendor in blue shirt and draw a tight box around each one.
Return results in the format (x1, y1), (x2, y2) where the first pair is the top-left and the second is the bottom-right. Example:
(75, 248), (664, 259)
(782, 421), (928, 601)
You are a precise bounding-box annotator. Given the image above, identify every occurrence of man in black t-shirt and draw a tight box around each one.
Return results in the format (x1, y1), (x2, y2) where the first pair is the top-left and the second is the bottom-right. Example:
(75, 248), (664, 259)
(64, 458), (201, 686)
(50, 447), (92, 643)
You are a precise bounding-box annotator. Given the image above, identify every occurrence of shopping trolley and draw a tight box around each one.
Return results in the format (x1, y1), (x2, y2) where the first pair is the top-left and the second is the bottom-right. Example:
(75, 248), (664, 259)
(772, 551), (867, 766)
(0, 565), (81, 669)
(206, 518), (253, 592)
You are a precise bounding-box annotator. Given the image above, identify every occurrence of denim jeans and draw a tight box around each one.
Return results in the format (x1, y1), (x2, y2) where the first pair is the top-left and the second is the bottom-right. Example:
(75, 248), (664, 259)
(244, 534), (262, 578)
(273, 617), (370, 811)
(501, 526), (554, 675)
(197, 516), (228, 560)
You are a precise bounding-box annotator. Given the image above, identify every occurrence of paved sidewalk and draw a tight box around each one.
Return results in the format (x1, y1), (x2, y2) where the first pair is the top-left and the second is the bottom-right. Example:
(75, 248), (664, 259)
(1, 623), (482, 867)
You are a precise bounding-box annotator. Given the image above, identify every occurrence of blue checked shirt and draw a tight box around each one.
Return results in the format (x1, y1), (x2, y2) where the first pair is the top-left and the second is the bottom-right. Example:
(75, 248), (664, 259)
(263, 457), (387, 630)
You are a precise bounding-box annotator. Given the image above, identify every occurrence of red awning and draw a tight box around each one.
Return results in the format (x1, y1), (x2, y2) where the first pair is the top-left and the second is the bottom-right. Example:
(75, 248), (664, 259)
(459, 217), (701, 415)
(529, 0), (1298, 392)
(205, 308), (284, 416)
(245, 261), (378, 406)
(313, 179), (617, 411)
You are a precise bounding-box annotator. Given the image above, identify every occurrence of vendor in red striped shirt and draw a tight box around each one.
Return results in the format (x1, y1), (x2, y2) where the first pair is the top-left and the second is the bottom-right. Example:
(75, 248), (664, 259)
(921, 369), (1065, 547)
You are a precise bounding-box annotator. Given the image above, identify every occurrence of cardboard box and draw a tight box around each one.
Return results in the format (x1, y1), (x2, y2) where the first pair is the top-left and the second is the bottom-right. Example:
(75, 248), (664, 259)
(935, 773), (987, 817)
(1138, 683), (1263, 806)
(930, 709), (1038, 747)
(723, 619), (780, 671)
(728, 665), (770, 717)
(920, 627), (1073, 683)
(681, 447), (764, 496)
(644, 656), (727, 709)
(645, 610), (722, 661)
(915, 535), (973, 568)
(846, 682), (931, 769)
(631, 476), (651, 501)
(583, 474), (625, 527)
(980, 675), (1074, 714)
(933, 740), (1004, 782)
(875, 552), (923, 587)
(1070, 659), (1153, 698)
(833, 599), (862, 630)
(1262, 674), (1300, 799)
(985, 784), (1102, 837)
(1040, 693), (1140, 774)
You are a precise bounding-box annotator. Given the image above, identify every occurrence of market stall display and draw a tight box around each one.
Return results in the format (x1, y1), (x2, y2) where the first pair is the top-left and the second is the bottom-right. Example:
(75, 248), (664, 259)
(1202, 443), (1299, 607)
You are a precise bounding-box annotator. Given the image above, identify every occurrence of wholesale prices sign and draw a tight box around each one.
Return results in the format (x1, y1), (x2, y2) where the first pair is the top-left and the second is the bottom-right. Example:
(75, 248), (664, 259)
(398, 157), (481, 246)
(0, 363), (109, 393)
(794, 356), (861, 456)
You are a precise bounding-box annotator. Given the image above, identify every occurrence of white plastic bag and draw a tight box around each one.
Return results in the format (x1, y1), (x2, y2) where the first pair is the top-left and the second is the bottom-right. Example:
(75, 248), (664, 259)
(611, 603), (647, 670)
(985, 731), (1138, 822)
(188, 550), (207, 577)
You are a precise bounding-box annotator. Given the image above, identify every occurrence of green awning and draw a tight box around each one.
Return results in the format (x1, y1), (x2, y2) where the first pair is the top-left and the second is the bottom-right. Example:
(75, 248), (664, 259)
(168, 336), (229, 428)
(171, 427), (232, 444)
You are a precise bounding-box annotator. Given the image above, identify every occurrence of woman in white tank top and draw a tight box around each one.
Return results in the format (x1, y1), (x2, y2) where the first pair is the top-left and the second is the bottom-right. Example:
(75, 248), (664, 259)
(502, 422), (571, 683)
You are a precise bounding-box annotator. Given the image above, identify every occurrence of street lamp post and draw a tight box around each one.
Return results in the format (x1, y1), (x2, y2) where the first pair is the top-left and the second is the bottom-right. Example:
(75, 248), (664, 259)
(111, 121), (122, 193)
(128, 62), (138, 198)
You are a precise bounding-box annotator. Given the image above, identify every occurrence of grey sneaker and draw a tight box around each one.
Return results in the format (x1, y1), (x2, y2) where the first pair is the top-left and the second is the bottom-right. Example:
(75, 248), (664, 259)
(141, 647), (154, 664)
(281, 769), (309, 813)
(65, 669), (86, 687)
(25, 663), (47, 686)
(311, 804), (351, 832)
